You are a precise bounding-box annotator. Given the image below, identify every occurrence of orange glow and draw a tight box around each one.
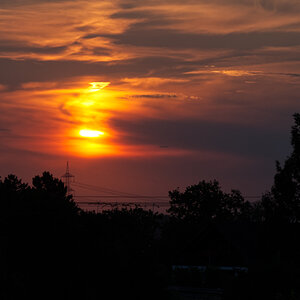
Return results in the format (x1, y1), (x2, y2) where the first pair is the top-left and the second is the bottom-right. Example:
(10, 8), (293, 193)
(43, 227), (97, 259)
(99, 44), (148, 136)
(79, 129), (104, 138)
(0, 77), (210, 159)
(67, 139), (120, 157)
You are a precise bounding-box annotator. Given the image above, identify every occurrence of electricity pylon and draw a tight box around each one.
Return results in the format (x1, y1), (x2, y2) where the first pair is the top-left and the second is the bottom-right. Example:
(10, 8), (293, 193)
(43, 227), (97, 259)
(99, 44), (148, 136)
(61, 161), (75, 196)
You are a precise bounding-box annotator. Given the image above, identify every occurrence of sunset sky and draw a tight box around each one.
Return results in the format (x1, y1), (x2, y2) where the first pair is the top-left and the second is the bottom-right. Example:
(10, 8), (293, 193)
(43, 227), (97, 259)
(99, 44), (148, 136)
(0, 0), (299, 198)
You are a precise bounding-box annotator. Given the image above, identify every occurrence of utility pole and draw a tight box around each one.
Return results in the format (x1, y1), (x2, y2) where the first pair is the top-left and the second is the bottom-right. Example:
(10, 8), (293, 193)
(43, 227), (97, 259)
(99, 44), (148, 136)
(61, 161), (75, 196)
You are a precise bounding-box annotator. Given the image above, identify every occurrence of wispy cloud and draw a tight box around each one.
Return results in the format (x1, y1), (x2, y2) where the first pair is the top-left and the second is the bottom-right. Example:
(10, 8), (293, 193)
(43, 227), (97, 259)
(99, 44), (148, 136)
(0, 0), (299, 62)
(121, 77), (188, 87)
(130, 93), (177, 98)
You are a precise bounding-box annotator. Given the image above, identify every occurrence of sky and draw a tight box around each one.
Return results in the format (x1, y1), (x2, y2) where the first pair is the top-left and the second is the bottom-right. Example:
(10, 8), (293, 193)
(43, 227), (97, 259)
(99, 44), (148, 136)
(0, 0), (299, 199)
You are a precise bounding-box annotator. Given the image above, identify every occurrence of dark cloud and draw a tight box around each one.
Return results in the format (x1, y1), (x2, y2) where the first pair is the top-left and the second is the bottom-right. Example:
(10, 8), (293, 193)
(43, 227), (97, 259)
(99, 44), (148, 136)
(110, 118), (289, 159)
(0, 41), (68, 54)
(110, 10), (154, 19)
(58, 104), (72, 116)
(130, 94), (177, 98)
(109, 11), (174, 28)
(118, 2), (140, 9)
(278, 72), (300, 77)
(50, 117), (81, 125)
(82, 33), (103, 40)
(91, 47), (111, 56)
(0, 0), (69, 7)
(74, 25), (95, 32)
(0, 56), (189, 86)
(115, 0), (300, 13)
(0, 143), (60, 159)
(103, 28), (300, 50)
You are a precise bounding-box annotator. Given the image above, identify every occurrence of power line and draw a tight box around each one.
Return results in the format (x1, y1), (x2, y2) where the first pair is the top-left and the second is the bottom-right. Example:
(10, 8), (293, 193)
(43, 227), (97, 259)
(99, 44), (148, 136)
(76, 201), (170, 206)
(74, 194), (261, 200)
(75, 195), (169, 199)
(73, 181), (143, 197)
(61, 163), (262, 205)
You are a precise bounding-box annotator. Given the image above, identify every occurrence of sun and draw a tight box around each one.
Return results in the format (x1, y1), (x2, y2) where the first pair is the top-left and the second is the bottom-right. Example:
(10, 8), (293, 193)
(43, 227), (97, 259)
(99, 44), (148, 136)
(79, 129), (104, 138)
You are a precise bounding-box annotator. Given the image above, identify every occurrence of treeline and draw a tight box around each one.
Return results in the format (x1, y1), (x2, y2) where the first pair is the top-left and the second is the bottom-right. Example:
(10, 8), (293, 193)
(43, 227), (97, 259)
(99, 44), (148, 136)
(168, 113), (300, 225)
(0, 114), (299, 299)
(0, 173), (165, 300)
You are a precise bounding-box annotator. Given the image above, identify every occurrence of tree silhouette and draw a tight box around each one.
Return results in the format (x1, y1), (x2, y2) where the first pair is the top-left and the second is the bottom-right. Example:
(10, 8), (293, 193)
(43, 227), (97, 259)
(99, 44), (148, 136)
(258, 113), (300, 223)
(0, 175), (33, 225)
(31, 171), (80, 218)
(167, 179), (250, 223)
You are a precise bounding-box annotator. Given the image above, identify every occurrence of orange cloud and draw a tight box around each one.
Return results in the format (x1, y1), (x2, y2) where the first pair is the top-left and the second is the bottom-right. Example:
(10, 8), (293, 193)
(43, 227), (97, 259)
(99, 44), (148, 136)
(121, 77), (188, 87)
(0, 1), (133, 61)
(1, 0), (299, 64)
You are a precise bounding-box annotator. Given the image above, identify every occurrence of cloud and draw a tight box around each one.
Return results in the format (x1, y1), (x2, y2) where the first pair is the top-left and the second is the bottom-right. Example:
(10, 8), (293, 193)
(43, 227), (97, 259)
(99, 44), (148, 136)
(110, 0), (300, 34)
(110, 10), (154, 20)
(0, 40), (68, 55)
(0, 0), (132, 61)
(103, 28), (300, 51)
(121, 77), (188, 87)
(109, 117), (289, 159)
(278, 72), (300, 77)
(58, 104), (72, 116)
(185, 69), (262, 76)
(0, 143), (61, 160)
(0, 55), (191, 86)
(0, 0), (299, 65)
(130, 93), (177, 98)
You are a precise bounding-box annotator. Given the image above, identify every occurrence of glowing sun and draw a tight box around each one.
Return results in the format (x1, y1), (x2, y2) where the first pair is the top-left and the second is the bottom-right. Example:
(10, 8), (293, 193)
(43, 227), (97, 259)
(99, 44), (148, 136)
(79, 129), (104, 138)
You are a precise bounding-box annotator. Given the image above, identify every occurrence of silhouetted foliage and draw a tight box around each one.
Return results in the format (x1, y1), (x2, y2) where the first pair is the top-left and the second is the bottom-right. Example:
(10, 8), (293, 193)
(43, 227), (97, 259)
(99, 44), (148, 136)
(167, 179), (251, 224)
(0, 174), (30, 218)
(272, 114), (300, 221)
(254, 113), (300, 223)
(0, 172), (84, 300)
(31, 171), (80, 219)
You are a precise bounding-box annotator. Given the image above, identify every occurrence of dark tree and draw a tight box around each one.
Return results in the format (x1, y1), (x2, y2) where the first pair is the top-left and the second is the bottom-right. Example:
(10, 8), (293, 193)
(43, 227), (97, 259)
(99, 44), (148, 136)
(31, 171), (80, 218)
(0, 174), (30, 214)
(257, 113), (300, 223)
(0, 172), (172, 300)
(167, 179), (250, 224)
(272, 114), (300, 222)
